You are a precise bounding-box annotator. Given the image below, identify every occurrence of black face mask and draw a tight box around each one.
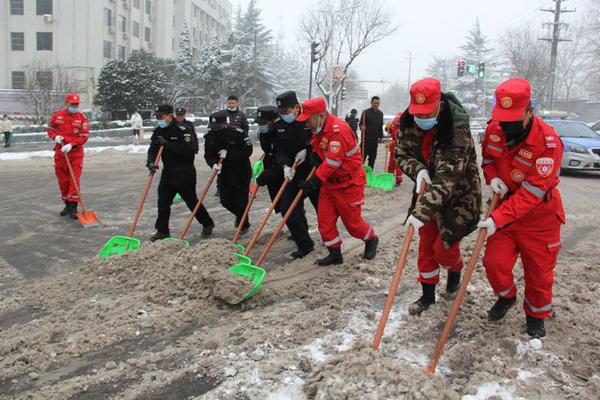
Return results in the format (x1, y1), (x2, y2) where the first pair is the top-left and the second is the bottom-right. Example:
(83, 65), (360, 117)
(499, 120), (526, 141)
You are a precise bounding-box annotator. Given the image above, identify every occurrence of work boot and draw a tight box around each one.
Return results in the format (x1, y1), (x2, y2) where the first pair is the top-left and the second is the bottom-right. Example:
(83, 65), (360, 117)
(408, 283), (436, 316)
(150, 232), (170, 242)
(68, 202), (78, 220)
(59, 201), (70, 216)
(240, 221), (250, 235)
(488, 296), (517, 321)
(290, 246), (314, 260)
(363, 235), (379, 260)
(526, 316), (546, 338)
(444, 271), (461, 300)
(201, 223), (215, 237)
(317, 248), (344, 266)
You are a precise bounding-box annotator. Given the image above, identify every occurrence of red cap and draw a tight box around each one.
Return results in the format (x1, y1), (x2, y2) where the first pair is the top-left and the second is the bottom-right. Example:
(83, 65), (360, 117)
(409, 78), (441, 115)
(297, 97), (327, 122)
(492, 78), (531, 122)
(65, 93), (80, 104)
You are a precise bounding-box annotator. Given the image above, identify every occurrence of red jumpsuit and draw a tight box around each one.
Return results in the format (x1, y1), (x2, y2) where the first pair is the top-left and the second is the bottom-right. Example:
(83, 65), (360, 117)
(46, 109), (90, 203)
(481, 116), (565, 319)
(384, 113), (404, 184)
(417, 127), (463, 285)
(311, 113), (375, 249)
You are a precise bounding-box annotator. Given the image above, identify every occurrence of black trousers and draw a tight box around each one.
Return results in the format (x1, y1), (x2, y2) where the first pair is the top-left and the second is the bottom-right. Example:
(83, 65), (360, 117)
(3, 132), (11, 147)
(280, 181), (319, 251)
(218, 171), (251, 226)
(155, 166), (213, 235)
(363, 141), (378, 169)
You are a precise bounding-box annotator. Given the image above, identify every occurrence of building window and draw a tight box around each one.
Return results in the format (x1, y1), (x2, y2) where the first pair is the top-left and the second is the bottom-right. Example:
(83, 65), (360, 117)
(10, 0), (24, 15)
(145, 0), (152, 15)
(144, 27), (151, 42)
(104, 8), (112, 27)
(118, 45), (126, 60)
(11, 32), (25, 51)
(133, 0), (140, 9)
(11, 71), (25, 89)
(132, 21), (140, 38)
(103, 41), (112, 58)
(36, 32), (53, 50)
(36, 0), (52, 15)
(36, 71), (53, 89)
(118, 15), (126, 32)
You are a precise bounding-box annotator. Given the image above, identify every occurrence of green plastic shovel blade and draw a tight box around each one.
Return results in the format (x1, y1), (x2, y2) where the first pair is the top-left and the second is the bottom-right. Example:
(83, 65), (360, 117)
(174, 193), (183, 202)
(227, 263), (266, 304)
(252, 160), (264, 180)
(98, 236), (141, 258)
(364, 165), (374, 187)
(372, 173), (395, 191)
(162, 237), (190, 246)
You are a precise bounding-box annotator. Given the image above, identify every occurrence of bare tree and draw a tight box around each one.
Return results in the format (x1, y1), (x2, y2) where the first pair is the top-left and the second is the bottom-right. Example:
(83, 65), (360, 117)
(498, 27), (551, 107)
(583, 0), (600, 97)
(556, 20), (587, 101)
(19, 59), (79, 124)
(300, 0), (398, 115)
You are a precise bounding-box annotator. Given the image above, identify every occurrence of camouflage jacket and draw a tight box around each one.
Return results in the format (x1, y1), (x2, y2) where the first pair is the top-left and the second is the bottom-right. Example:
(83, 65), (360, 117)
(394, 92), (482, 247)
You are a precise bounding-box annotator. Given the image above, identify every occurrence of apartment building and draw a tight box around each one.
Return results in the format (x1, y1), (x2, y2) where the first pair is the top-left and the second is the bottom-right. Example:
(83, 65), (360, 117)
(0, 0), (232, 113)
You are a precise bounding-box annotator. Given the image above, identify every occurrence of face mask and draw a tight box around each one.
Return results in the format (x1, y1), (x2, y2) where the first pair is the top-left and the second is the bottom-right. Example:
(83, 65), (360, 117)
(281, 114), (296, 124)
(499, 121), (526, 141)
(315, 118), (324, 134)
(157, 119), (168, 128)
(68, 107), (78, 114)
(227, 107), (237, 112)
(258, 125), (269, 134)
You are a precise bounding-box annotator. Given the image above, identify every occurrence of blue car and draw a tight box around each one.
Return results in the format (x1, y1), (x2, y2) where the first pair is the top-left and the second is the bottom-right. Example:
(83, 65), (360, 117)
(544, 119), (600, 172)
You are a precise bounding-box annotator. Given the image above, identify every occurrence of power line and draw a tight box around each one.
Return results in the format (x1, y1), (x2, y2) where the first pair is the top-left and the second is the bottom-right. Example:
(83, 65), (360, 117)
(538, 0), (576, 109)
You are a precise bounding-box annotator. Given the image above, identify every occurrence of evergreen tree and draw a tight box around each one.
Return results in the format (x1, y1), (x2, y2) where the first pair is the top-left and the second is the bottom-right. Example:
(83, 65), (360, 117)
(196, 38), (227, 114)
(172, 23), (196, 106)
(460, 19), (493, 63)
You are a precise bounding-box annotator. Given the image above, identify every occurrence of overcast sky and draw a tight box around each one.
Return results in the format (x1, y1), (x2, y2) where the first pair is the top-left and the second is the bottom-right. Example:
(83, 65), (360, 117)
(232, 0), (585, 94)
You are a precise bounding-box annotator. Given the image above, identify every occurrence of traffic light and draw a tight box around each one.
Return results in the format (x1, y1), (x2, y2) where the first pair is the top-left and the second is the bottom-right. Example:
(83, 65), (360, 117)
(341, 86), (347, 100)
(467, 65), (476, 76)
(311, 42), (321, 64)
(457, 60), (465, 77)
(478, 62), (486, 79)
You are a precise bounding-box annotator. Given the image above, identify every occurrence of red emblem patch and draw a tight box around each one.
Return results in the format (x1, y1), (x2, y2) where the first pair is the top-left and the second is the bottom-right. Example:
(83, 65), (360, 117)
(328, 141), (341, 154)
(415, 94), (426, 104)
(501, 97), (513, 108)
(511, 169), (525, 183)
(490, 135), (501, 143)
(518, 149), (533, 159)
(536, 157), (554, 177)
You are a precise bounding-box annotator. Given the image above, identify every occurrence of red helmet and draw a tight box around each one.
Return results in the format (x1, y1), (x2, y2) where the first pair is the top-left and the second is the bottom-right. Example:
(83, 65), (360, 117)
(65, 93), (80, 104)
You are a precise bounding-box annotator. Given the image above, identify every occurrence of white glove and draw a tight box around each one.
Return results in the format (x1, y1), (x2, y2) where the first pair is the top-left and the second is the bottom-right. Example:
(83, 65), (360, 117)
(54, 135), (64, 145)
(218, 149), (228, 159)
(477, 217), (497, 236)
(60, 143), (73, 153)
(213, 163), (222, 174)
(284, 166), (295, 181)
(405, 215), (425, 232)
(295, 149), (307, 165)
(416, 169), (432, 194)
(490, 177), (509, 198)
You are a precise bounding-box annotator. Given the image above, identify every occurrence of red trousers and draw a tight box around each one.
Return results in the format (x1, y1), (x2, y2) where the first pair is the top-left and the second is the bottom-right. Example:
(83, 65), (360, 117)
(417, 221), (463, 284)
(54, 152), (83, 203)
(318, 184), (375, 249)
(387, 142), (403, 184)
(483, 223), (561, 319)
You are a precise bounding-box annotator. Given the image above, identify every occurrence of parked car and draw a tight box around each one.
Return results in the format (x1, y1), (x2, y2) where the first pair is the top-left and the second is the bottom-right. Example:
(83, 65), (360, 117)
(588, 120), (600, 133)
(545, 119), (600, 172)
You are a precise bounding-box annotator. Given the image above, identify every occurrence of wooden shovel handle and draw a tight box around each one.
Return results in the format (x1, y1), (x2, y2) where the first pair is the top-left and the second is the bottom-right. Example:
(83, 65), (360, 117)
(425, 193), (500, 375)
(128, 145), (164, 237)
(64, 152), (88, 214)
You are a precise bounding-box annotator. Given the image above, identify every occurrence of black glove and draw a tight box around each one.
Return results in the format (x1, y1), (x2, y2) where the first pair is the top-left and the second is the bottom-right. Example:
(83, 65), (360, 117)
(300, 175), (321, 194)
(256, 172), (268, 187)
(156, 135), (168, 145)
(146, 154), (159, 175)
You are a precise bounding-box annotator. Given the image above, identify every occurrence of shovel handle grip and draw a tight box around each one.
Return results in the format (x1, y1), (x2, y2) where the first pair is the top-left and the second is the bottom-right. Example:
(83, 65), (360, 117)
(128, 145), (164, 237)
(426, 193), (500, 374)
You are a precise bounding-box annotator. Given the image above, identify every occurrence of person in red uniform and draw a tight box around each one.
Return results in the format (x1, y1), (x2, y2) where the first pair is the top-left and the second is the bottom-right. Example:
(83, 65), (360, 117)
(46, 93), (90, 219)
(297, 97), (379, 266)
(479, 78), (565, 338)
(384, 112), (404, 186)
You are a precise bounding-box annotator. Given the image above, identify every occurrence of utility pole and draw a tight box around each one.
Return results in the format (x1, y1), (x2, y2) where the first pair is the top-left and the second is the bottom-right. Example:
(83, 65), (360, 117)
(539, 0), (575, 109)
(406, 51), (415, 98)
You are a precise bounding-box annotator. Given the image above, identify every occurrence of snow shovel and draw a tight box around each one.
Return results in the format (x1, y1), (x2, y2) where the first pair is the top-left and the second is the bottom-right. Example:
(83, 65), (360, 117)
(179, 158), (223, 240)
(64, 152), (99, 226)
(174, 193), (183, 202)
(254, 167), (317, 268)
(372, 184), (427, 350)
(426, 193), (500, 375)
(371, 172), (395, 192)
(364, 165), (374, 187)
(232, 157), (265, 244)
(98, 145), (164, 258)
(242, 160), (299, 257)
